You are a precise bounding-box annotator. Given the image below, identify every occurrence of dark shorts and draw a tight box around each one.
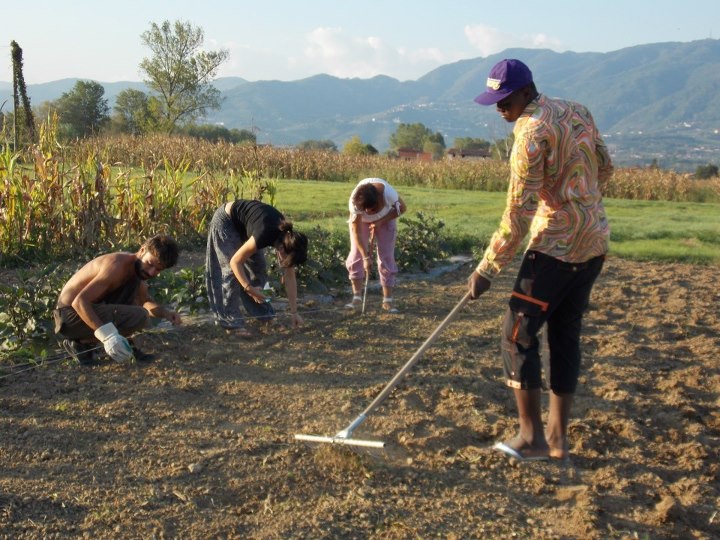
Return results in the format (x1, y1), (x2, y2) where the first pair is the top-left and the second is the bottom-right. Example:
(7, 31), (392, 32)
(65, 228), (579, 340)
(501, 250), (605, 393)
(54, 304), (149, 341)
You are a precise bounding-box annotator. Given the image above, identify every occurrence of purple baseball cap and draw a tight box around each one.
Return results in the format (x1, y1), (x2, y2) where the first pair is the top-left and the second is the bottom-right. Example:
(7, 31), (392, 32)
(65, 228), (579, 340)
(474, 59), (533, 105)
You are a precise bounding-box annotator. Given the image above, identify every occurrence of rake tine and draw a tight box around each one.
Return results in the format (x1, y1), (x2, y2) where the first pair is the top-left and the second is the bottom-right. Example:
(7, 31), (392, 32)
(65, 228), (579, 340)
(295, 291), (472, 448)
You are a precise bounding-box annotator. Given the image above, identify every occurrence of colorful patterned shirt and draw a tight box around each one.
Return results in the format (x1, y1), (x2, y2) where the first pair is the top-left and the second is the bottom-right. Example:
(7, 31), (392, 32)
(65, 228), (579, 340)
(477, 94), (613, 280)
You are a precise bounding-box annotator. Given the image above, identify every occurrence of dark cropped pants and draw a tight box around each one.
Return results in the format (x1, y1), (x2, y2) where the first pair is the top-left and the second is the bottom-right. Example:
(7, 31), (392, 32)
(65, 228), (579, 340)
(54, 304), (148, 341)
(53, 275), (148, 341)
(501, 250), (605, 394)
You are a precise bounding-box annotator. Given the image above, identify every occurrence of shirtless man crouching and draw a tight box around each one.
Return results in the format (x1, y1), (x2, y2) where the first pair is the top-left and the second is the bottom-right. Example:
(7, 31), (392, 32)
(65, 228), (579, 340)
(53, 234), (182, 365)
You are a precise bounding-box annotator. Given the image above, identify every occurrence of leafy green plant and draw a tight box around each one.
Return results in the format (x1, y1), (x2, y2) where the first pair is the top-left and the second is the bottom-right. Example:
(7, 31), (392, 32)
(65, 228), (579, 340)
(286, 227), (350, 293)
(283, 214), (463, 290)
(150, 266), (208, 313)
(0, 264), (69, 355)
(179, 225), (348, 299)
(396, 212), (449, 272)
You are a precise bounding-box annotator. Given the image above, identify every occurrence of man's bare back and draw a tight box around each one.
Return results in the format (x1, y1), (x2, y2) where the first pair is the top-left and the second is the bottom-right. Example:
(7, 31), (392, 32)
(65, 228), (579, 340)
(57, 252), (144, 309)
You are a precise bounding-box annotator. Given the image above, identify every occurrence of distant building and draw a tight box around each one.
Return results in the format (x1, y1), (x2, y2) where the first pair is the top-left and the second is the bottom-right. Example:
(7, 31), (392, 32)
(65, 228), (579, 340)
(397, 148), (433, 162)
(446, 147), (491, 160)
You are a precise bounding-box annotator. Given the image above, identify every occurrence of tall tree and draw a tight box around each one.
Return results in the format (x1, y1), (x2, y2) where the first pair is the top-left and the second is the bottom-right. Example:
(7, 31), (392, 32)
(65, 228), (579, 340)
(112, 88), (157, 135)
(54, 80), (109, 138)
(297, 139), (338, 152)
(10, 40), (36, 144)
(389, 122), (444, 152)
(139, 20), (229, 133)
(342, 135), (377, 156)
(182, 124), (256, 144)
(453, 137), (491, 152)
(423, 140), (445, 160)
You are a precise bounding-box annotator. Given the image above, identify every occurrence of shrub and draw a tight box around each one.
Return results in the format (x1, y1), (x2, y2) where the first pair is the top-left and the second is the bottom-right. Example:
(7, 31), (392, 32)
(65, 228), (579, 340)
(150, 266), (208, 313)
(291, 227), (349, 293)
(396, 212), (449, 272)
(695, 163), (719, 179)
(0, 264), (67, 357)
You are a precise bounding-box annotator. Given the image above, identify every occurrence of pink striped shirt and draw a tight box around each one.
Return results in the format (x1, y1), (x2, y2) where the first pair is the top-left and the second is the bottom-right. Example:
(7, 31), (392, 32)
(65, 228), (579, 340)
(477, 94), (613, 280)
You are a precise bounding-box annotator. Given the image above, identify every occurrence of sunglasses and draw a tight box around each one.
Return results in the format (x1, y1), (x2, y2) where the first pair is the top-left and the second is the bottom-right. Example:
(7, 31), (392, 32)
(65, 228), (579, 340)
(496, 94), (516, 110)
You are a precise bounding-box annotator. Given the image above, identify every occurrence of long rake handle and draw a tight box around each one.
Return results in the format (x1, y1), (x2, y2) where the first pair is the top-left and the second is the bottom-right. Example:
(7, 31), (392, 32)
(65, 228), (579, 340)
(361, 232), (375, 316)
(340, 292), (471, 437)
(361, 272), (369, 315)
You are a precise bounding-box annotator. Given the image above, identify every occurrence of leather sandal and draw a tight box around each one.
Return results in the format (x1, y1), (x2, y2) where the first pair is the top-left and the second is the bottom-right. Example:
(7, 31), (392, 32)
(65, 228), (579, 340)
(344, 295), (362, 309)
(225, 327), (255, 339)
(382, 297), (399, 313)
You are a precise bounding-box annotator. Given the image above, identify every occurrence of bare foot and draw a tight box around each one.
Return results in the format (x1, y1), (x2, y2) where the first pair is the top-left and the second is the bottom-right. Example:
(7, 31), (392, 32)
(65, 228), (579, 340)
(494, 435), (549, 461)
(225, 327), (255, 339)
(547, 442), (570, 460)
(545, 432), (569, 460)
(381, 300), (399, 313)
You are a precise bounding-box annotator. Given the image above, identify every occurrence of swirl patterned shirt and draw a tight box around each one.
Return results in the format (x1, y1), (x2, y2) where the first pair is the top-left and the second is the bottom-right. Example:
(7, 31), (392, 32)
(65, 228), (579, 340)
(477, 94), (613, 280)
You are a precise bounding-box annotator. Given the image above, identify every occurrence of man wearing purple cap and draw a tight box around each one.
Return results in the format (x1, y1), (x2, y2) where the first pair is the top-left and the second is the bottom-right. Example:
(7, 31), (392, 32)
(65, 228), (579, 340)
(468, 59), (613, 461)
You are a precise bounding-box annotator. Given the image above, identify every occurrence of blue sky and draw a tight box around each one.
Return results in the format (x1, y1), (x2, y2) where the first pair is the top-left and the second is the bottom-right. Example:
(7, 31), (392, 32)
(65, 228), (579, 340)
(2, 0), (718, 84)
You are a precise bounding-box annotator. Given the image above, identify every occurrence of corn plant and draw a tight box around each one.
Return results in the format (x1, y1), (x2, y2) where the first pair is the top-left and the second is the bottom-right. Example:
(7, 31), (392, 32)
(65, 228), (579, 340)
(2, 124), (719, 268)
(0, 143), (23, 256)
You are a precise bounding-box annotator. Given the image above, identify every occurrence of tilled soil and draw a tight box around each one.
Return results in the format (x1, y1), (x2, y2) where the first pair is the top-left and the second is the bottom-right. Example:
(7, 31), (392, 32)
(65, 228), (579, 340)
(1, 257), (718, 539)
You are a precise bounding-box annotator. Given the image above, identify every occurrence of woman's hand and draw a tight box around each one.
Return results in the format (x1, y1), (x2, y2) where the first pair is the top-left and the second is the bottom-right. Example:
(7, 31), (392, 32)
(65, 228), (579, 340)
(363, 255), (372, 274)
(164, 309), (182, 326)
(290, 312), (304, 328)
(245, 285), (267, 304)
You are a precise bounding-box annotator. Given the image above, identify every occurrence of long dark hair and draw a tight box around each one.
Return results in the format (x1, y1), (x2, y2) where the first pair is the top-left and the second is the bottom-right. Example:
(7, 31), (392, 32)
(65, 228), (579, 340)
(277, 221), (308, 267)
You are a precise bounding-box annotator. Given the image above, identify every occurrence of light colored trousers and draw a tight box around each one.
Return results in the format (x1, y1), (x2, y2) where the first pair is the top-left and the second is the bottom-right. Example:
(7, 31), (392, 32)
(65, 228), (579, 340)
(346, 219), (398, 288)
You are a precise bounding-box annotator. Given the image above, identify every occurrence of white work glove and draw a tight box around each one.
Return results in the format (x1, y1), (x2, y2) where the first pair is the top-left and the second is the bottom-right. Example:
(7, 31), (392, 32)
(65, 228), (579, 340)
(94, 322), (134, 363)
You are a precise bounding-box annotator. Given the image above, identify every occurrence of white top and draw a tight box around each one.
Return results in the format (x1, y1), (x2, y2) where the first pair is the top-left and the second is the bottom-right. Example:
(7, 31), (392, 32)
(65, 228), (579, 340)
(348, 178), (400, 223)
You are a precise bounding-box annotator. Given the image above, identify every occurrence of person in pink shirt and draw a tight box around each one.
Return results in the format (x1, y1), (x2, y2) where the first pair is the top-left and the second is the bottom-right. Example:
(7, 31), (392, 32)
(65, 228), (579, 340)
(468, 59), (613, 461)
(345, 178), (407, 313)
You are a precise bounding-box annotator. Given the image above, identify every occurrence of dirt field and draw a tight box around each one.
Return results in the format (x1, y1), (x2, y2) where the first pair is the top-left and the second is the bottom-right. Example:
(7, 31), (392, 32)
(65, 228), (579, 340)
(1, 255), (718, 539)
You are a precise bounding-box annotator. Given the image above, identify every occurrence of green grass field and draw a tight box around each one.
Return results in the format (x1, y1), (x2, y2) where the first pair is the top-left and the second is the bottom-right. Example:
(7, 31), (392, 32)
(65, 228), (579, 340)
(274, 179), (720, 264)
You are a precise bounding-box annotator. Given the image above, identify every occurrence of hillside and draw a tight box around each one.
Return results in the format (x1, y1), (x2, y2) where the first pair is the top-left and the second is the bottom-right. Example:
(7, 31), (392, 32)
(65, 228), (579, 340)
(1, 40), (719, 170)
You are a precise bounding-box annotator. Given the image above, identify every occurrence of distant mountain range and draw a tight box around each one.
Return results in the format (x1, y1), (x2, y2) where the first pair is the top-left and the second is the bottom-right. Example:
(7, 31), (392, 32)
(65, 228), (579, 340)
(2, 39), (719, 171)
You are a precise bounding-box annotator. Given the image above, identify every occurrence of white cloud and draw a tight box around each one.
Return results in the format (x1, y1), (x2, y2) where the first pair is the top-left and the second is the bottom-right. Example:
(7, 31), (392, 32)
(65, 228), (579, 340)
(218, 27), (472, 81)
(302, 27), (384, 77)
(305, 27), (349, 61)
(299, 27), (460, 80)
(365, 36), (382, 50)
(530, 33), (564, 49)
(407, 47), (446, 63)
(464, 24), (564, 56)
